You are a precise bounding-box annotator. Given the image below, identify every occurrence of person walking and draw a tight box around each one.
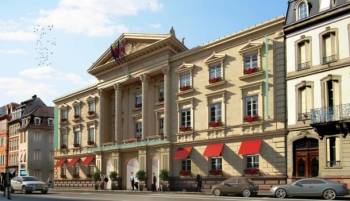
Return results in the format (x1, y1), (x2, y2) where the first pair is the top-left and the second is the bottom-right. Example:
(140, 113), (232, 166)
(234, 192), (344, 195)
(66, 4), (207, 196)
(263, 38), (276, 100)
(152, 172), (157, 191)
(129, 172), (135, 190)
(196, 174), (202, 192)
(134, 175), (139, 190)
(3, 170), (11, 200)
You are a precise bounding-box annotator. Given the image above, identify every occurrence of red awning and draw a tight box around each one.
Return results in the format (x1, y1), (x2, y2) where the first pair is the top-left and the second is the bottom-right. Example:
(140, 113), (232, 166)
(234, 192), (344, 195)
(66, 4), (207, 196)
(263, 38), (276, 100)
(55, 159), (66, 167)
(68, 157), (80, 167)
(82, 156), (95, 166)
(174, 147), (192, 160)
(203, 143), (224, 157)
(238, 139), (262, 155)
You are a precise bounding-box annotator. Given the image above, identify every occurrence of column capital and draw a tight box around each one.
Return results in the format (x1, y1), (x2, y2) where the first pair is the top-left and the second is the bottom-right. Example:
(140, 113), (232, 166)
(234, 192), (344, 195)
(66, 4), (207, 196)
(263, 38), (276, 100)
(98, 88), (104, 96)
(162, 66), (170, 74)
(113, 83), (122, 90)
(139, 74), (148, 83)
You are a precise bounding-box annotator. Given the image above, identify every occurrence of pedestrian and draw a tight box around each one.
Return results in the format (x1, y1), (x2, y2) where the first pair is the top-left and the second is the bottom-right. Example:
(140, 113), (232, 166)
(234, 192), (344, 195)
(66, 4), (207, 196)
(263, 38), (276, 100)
(152, 172), (157, 191)
(129, 172), (135, 190)
(196, 174), (202, 192)
(134, 175), (139, 190)
(104, 177), (109, 190)
(3, 170), (12, 200)
(47, 177), (53, 188)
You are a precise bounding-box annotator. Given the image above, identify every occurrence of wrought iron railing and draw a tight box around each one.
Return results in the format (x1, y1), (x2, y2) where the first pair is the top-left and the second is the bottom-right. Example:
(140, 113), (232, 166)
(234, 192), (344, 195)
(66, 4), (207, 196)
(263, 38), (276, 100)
(311, 103), (350, 124)
(297, 61), (311, 71)
(326, 160), (341, 168)
(322, 54), (337, 64)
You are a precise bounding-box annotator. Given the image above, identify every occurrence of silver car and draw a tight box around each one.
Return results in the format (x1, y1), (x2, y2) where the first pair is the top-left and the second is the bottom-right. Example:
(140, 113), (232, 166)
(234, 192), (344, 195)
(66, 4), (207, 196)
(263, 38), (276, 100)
(11, 176), (48, 194)
(271, 178), (348, 200)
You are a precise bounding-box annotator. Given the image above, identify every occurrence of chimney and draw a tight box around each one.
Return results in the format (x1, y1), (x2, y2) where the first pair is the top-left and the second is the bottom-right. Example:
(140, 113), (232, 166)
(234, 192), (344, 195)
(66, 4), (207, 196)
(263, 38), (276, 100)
(32, 95), (37, 99)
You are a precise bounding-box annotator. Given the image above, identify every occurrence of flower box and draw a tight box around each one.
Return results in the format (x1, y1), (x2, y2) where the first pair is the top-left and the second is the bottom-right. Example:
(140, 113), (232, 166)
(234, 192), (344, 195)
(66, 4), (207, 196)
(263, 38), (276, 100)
(179, 170), (191, 176)
(135, 103), (142, 108)
(244, 68), (258, 75)
(158, 97), (164, 102)
(179, 126), (192, 132)
(209, 77), (222, 84)
(88, 111), (95, 115)
(61, 118), (67, 122)
(209, 121), (222, 127)
(180, 85), (191, 91)
(244, 115), (259, 123)
(73, 143), (81, 148)
(244, 168), (259, 175)
(87, 141), (95, 145)
(125, 138), (138, 143)
(73, 174), (80, 178)
(60, 175), (66, 179)
(60, 144), (67, 149)
(209, 169), (223, 176)
(74, 115), (80, 119)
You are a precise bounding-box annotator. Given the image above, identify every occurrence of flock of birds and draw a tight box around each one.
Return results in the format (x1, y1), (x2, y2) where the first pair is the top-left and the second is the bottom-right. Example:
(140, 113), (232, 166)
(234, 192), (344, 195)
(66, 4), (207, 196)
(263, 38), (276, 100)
(33, 24), (56, 67)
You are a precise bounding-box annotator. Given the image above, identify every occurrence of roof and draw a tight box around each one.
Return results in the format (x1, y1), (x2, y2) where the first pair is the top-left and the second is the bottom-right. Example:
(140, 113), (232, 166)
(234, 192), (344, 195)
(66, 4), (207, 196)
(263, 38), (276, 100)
(19, 95), (47, 118)
(32, 107), (54, 118)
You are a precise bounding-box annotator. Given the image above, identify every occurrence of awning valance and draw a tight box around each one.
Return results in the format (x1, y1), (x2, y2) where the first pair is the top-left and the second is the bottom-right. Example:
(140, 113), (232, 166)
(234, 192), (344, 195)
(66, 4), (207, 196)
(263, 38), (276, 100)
(238, 139), (262, 155)
(174, 147), (192, 160)
(68, 157), (80, 167)
(82, 156), (95, 166)
(203, 143), (224, 157)
(55, 159), (66, 167)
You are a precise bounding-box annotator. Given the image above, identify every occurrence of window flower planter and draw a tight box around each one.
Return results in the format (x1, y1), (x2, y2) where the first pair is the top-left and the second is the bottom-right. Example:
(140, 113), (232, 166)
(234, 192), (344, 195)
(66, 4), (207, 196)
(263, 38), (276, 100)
(244, 115), (259, 123)
(73, 143), (81, 148)
(74, 115), (80, 119)
(88, 111), (95, 115)
(244, 168), (259, 175)
(60, 175), (66, 179)
(209, 121), (222, 127)
(180, 86), (191, 91)
(209, 169), (223, 176)
(179, 126), (192, 132)
(209, 77), (222, 84)
(73, 174), (80, 179)
(135, 103), (142, 108)
(179, 170), (191, 176)
(158, 97), (164, 102)
(60, 144), (67, 149)
(87, 141), (95, 145)
(61, 118), (67, 123)
(244, 68), (258, 75)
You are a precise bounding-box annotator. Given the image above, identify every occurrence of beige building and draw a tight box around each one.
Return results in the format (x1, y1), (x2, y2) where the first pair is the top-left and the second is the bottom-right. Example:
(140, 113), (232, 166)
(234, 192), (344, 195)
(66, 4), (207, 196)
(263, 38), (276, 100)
(54, 17), (287, 191)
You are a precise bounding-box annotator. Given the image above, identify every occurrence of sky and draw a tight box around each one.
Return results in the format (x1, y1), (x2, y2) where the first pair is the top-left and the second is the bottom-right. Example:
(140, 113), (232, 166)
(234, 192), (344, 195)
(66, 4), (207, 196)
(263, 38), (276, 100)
(0, 0), (287, 106)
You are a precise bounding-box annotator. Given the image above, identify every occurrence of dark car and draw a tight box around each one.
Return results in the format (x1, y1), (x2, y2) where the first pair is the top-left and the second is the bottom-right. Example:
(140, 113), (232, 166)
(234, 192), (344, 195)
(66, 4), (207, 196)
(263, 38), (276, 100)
(211, 177), (258, 197)
(271, 178), (349, 200)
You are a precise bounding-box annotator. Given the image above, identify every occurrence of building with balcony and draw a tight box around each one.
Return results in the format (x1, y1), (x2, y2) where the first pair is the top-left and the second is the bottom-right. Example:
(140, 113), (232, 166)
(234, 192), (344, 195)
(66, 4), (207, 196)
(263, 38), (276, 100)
(7, 95), (54, 181)
(285, 0), (350, 186)
(53, 17), (287, 191)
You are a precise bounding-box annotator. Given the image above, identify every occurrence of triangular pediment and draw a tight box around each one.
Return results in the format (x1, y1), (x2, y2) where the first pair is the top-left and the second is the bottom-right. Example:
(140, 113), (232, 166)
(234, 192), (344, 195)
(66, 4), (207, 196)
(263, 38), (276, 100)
(205, 52), (226, 64)
(176, 62), (194, 73)
(89, 33), (171, 70)
(239, 42), (263, 54)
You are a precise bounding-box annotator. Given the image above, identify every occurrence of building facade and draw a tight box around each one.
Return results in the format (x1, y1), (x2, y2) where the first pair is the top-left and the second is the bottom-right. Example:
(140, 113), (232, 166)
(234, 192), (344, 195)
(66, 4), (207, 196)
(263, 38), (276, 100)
(7, 95), (54, 181)
(285, 0), (350, 186)
(54, 17), (287, 191)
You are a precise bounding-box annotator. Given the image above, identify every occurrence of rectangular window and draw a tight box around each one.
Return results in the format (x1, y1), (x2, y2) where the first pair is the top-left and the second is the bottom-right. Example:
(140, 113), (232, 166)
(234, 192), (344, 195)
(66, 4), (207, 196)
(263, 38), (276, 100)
(180, 109), (191, 127)
(209, 64), (222, 80)
(246, 155), (259, 168)
(88, 165), (94, 177)
(61, 109), (68, 120)
(211, 157), (222, 170)
(74, 105), (81, 117)
(135, 94), (142, 108)
(61, 129), (68, 147)
(179, 73), (191, 89)
(135, 122), (142, 137)
(34, 117), (41, 125)
(326, 137), (340, 167)
(159, 118), (164, 134)
(210, 103), (222, 122)
(298, 86), (312, 120)
(245, 96), (258, 117)
(74, 165), (80, 177)
(88, 101), (96, 113)
(297, 41), (311, 70)
(60, 167), (66, 177)
(181, 159), (191, 171)
(88, 126), (95, 144)
(159, 86), (164, 102)
(244, 53), (258, 69)
(74, 129), (81, 146)
(322, 32), (337, 64)
(48, 118), (53, 126)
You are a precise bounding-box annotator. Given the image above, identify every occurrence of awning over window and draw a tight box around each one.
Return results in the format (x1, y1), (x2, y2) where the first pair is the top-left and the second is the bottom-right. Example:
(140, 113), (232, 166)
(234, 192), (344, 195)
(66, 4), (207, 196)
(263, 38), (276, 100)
(174, 147), (192, 160)
(55, 159), (66, 167)
(238, 139), (262, 155)
(203, 143), (224, 157)
(68, 157), (80, 167)
(82, 156), (95, 166)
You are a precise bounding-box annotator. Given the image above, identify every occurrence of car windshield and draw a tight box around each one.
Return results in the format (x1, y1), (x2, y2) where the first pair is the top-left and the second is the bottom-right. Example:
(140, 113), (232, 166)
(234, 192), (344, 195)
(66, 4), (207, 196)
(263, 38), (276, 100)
(22, 176), (39, 181)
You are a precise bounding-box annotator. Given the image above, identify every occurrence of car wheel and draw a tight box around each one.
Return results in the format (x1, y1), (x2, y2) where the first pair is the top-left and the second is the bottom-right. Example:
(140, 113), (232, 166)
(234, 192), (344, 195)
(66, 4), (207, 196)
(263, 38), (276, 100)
(275, 188), (287, 199)
(242, 189), (251, 197)
(323, 189), (336, 200)
(213, 188), (222, 196)
(22, 186), (27, 194)
(42, 190), (48, 194)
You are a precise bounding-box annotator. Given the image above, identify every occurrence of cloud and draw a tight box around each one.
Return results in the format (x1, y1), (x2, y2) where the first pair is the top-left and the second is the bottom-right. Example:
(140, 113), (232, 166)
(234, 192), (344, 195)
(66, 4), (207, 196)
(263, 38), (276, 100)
(36, 0), (162, 37)
(0, 19), (37, 42)
(0, 49), (28, 55)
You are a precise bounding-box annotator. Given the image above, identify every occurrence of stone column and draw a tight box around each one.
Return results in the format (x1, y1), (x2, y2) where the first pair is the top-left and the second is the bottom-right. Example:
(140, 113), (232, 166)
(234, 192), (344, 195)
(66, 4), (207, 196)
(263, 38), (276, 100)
(162, 67), (170, 139)
(98, 89), (105, 146)
(96, 153), (103, 173)
(140, 74), (148, 139)
(114, 83), (122, 144)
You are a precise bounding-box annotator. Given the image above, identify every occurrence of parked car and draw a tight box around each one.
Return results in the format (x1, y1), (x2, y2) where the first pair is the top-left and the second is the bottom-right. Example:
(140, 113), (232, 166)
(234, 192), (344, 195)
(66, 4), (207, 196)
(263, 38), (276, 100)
(211, 177), (258, 197)
(11, 176), (48, 194)
(270, 178), (349, 200)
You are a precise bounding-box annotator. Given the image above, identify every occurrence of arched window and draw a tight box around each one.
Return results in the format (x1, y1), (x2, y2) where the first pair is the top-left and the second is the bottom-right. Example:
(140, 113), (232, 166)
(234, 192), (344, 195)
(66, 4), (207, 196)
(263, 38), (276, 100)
(298, 1), (309, 20)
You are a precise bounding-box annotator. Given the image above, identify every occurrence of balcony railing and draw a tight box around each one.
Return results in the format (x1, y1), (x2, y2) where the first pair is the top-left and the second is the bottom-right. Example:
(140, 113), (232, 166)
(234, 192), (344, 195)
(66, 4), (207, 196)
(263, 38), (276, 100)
(322, 54), (337, 64)
(297, 61), (311, 71)
(311, 103), (350, 124)
(326, 160), (341, 168)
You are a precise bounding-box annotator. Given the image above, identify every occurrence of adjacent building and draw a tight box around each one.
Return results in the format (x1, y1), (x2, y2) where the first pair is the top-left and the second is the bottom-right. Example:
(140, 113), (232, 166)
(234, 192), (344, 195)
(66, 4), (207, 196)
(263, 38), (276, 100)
(7, 95), (54, 181)
(285, 0), (350, 186)
(54, 17), (287, 191)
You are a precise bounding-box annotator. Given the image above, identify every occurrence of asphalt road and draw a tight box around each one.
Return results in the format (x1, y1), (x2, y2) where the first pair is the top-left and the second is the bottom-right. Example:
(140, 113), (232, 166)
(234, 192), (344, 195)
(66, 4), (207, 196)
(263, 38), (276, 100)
(0, 192), (350, 201)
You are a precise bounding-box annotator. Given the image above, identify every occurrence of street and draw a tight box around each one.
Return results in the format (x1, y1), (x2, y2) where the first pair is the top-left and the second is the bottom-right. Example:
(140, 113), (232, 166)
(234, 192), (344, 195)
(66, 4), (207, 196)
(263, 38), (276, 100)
(0, 192), (350, 201)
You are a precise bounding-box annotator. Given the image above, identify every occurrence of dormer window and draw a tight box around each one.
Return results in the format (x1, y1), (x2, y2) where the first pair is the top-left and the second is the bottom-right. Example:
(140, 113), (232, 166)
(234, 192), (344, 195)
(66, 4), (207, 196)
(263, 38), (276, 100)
(34, 117), (41, 125)
(297, 1), (309, 21)
(48, 118), (54, 126)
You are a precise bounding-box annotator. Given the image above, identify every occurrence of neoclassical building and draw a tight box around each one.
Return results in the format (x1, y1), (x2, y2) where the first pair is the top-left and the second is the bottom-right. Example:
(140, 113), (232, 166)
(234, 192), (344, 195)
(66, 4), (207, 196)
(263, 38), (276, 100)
(54, 17), (287, 190)
(285, 0), (350, 186)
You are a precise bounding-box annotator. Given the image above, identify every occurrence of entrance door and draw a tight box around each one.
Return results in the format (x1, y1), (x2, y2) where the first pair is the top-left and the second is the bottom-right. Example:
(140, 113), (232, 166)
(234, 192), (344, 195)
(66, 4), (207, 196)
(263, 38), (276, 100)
(294, 138), (319, 178)
(152, 157), (160, 190)
(126, 158), (139, 190)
